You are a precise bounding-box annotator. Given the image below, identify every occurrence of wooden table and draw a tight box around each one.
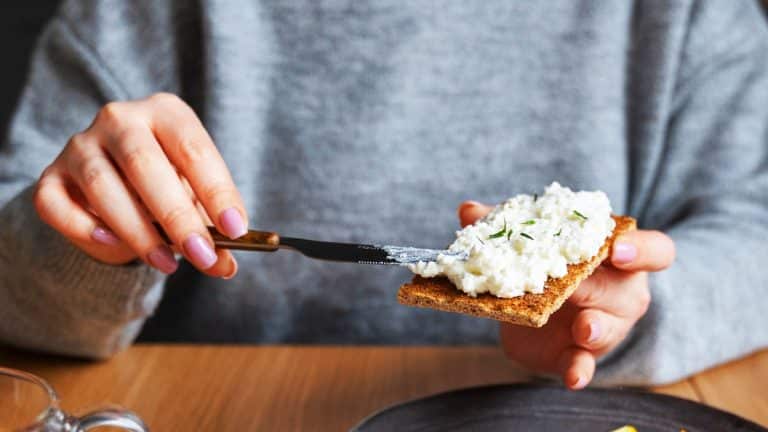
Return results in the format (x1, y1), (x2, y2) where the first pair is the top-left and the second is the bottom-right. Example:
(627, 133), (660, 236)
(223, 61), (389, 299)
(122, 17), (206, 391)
(1, 345), (766, 431)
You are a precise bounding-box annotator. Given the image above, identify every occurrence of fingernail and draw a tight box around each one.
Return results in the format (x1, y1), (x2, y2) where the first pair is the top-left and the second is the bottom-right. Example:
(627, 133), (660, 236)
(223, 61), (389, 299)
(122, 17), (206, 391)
(222, 257), (238, 280)
(588, 321), (602, 343)
(571, 375), (587, 390)
(147, 245), (179, 274)
(219, 207), (247, 239)
(183, 233), (218, 269)
(91, 226), (121, 246)
(613, 242), (637, 264)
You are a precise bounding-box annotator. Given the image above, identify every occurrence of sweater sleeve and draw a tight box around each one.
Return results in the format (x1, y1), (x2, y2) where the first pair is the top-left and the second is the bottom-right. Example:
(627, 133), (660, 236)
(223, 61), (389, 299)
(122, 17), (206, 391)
(0, 16), (166, 358)
(595, 0), (768, 385)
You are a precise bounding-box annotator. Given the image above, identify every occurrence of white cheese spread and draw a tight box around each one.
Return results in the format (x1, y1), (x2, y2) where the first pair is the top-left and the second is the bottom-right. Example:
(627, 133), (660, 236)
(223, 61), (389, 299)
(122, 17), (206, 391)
(409, 182), (615, 298)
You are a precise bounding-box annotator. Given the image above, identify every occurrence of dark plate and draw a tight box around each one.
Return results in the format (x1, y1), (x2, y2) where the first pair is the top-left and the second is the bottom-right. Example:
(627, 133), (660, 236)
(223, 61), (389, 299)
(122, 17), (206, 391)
(351, 384), (767, 432)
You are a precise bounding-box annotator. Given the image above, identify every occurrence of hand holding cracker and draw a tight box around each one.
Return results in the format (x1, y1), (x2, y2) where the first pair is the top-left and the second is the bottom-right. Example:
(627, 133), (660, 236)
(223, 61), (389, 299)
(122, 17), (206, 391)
(453, 201), (677, 390)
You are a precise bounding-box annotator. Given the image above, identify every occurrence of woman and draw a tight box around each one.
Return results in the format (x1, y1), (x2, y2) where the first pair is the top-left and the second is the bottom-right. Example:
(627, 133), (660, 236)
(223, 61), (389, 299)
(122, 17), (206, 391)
(1, 0), (766, 389)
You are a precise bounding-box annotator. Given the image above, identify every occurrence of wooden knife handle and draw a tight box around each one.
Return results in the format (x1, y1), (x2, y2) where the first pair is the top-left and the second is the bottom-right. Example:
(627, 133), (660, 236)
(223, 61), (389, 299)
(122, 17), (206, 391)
(153, 222), (280, 252)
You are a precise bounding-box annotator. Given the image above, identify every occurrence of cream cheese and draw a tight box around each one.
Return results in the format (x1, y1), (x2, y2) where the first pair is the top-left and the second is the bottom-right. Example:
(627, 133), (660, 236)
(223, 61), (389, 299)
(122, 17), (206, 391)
(409, 182), (615, 298)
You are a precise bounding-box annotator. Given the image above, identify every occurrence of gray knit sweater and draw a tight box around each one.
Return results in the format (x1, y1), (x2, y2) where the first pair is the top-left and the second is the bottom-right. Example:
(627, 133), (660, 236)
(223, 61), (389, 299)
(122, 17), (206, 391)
(1, 0), (767, 386)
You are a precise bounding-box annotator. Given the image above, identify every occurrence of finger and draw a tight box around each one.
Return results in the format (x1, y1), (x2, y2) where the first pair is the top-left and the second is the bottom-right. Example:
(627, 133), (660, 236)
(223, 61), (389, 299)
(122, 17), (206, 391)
(568, 267), (651, 319)
(180, 173), (214, 225)
(146, 93), (248, 240)
(571, 308), (633, 356)
(103, 123), (235, 274)
(457, 201), (493, 227)
(34, 168), (136, 264)
(611, 230), (675, 272)
(218, 249), (238, 279)
(557, 347), (595, 390)
(499, 303), (580, 375)
(65, 133), (178, 274)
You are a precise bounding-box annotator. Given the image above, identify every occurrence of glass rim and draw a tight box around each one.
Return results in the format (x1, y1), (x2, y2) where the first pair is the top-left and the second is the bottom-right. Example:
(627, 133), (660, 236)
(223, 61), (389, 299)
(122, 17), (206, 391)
(0, 366), (60, 431)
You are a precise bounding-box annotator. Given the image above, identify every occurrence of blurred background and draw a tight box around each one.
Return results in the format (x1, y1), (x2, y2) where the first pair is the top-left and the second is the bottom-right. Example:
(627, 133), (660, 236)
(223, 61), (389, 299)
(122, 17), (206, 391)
(0, 2), (60, 137)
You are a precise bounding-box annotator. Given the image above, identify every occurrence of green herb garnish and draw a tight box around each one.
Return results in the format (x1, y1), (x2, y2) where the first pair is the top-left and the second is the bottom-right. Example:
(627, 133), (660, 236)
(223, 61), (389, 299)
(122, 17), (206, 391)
(520, 232), (534, 240)
(507, 229), (514, 240)
(533, 193), (538, 202)
(572, 210), (588, 221)
(488, 220), (508, 239)
(489, 228), (506, 239)
(522, 220), (536, 225)
(554, 229), (562, 237)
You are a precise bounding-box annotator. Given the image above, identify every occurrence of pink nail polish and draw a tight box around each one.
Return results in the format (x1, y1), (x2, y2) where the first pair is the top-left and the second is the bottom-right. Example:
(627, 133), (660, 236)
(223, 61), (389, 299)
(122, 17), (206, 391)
(147, 245), (179, 274)
(183, 233), (218, 269)
(613, 242), (637, 264)
(572, 375), (587, 389)
(91, 227), (121, 246)
(219, 207), (247, 239)
(588, 321), (602, 343)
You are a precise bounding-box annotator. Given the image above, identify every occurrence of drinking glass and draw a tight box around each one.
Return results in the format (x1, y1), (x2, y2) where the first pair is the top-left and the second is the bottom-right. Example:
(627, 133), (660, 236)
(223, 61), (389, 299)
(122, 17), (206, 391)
(0, 366), (148, 431)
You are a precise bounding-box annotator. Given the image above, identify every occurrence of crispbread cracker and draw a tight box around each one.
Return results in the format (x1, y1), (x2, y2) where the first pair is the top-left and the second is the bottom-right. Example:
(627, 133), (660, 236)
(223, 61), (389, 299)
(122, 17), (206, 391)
(397, 215), (636, 327)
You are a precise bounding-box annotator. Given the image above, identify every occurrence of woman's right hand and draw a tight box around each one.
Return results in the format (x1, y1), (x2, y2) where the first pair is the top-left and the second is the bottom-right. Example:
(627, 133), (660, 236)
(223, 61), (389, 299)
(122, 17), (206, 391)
(33, 93), (247, 278)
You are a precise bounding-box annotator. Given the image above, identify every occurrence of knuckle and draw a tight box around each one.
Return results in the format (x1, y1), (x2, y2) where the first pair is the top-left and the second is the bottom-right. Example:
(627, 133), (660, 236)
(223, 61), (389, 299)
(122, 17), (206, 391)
(636, 288), (652, 317)
(59, 206), (80, 236)
(568, 286), (587, 304)
(158, 203), (198, 231)
(37, 163), (56, 181)
(175, 132), (208, 166)
(599, 319), (617, 348)
(199, 181), (235, 206)
(115, 139), (153, 173)
(67, 132), (90, 154)
(81, 163), (107, 190)
(568, 290), (586, 306)
(592, 272), (611, 300)
(149, 92), (184, 108)
(573, 275), (606, 307)
(32, 181), (76, 235)
(96, 102), (127, 128)
(72, 154), (110, 190)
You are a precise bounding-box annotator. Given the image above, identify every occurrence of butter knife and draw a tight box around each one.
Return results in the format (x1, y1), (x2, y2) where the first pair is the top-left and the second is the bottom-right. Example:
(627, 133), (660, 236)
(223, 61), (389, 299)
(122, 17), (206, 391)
(155, 224), (466, 265)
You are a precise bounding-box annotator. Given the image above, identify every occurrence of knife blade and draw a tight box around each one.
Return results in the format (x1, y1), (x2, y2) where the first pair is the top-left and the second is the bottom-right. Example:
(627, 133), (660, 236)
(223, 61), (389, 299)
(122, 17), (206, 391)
(154, 223), (467, 265)
(279, 237), (467, 265)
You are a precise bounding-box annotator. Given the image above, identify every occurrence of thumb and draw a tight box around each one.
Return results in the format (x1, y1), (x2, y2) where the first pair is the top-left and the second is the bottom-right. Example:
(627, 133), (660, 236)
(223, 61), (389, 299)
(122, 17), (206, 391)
(458, 201), (493, 227)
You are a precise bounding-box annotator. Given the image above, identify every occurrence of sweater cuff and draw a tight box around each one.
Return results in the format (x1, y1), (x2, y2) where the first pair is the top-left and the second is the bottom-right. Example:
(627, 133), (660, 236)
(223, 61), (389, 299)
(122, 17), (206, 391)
(1, 185), (166, 322)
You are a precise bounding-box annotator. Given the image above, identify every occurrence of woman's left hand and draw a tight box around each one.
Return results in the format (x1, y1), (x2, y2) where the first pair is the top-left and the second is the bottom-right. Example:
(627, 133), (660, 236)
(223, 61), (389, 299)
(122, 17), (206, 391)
(458, 201), (675, 389)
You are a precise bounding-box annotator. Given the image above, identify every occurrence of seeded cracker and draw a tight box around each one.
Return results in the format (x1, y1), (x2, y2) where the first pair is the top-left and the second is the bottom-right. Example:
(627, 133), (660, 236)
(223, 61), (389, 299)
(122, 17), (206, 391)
(397, 215), (636, 327)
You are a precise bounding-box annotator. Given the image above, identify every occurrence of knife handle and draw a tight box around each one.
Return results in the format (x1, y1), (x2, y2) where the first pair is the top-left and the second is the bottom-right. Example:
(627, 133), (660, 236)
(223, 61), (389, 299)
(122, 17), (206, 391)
(152, 222), (280, 252)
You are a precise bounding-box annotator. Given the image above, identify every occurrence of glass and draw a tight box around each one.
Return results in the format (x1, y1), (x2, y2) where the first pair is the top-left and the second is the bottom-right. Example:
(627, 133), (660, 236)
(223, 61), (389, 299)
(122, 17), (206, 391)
(0, 367), (147, 431)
